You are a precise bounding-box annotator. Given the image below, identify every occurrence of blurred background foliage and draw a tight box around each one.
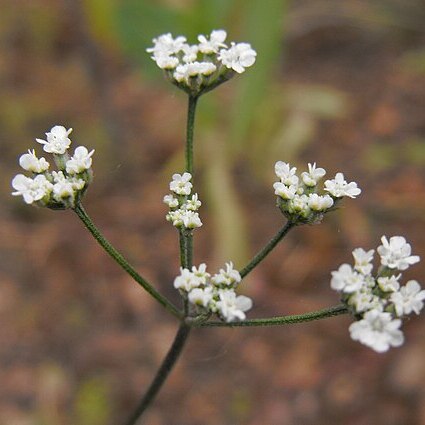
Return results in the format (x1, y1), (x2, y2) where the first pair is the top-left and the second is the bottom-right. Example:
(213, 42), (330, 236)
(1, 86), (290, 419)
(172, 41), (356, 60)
(1, 0), (425, 424)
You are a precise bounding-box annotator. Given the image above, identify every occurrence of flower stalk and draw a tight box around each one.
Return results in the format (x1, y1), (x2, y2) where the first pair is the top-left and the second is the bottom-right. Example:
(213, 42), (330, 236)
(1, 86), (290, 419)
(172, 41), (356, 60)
(199, 304), (348, 327)
(73, 203), (181, 318)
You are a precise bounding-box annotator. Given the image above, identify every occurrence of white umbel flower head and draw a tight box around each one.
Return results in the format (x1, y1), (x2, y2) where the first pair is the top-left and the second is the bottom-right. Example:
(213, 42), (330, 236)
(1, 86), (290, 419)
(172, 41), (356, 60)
(19, 150), (50, 173)
(173, 268), (201, 292)
(191, 263), (210, 285)
(181, 210), (202, 229)
(377, 236), (420, 271)
(11, 174), (53, 204)
(349, 310), (404, 353)
(173, 61), (217, 84)
(66, 146), (95, 174)
(215, 289), (253, 322)
(274, 161), (299, 186)
(273, 182), (297, 200)
(185, 193), (202, 211)
(163, 194), (179, 208)
(307, 193), (334, 211)
(170, 172), (193, 195)
(36, 125), (72, 154)
(188, 287), (214, 308)
(352, 248), (375, 275)
(390, 280), (425, 316)
(218, 42), (257, 73)
(211, 262), (241, 287)
(377, 275), (400, 293)
(330, 264), (365, 293)
(301, 163), (326, 187)
(324, 173), (361, 198)
(147, 33), (187, 57)
(197, 29), (227, 54)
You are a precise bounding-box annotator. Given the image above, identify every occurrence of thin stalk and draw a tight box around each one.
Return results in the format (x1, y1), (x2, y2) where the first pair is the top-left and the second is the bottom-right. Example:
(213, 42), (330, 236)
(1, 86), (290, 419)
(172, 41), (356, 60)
(124, 324), (191, 425)
(185, 95), (198, 175)
(73, 203), (181, 318)
(240, 220), (295, 279)
(199, 304), (348, 327)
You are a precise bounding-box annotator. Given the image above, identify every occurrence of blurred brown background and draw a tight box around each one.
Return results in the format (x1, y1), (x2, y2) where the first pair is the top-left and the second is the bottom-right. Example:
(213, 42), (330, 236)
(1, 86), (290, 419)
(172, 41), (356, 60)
(1, 0), (425, 424)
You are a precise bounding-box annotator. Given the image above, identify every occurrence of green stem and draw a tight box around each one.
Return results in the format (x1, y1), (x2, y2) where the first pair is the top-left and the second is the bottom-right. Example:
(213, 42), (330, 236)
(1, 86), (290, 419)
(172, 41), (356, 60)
(124, 323), (191, 425)
(73, 203), (181, 318)
(185, 95), (198, 175)
(198, 304), (348, 327)
(240, 220), (295, 279)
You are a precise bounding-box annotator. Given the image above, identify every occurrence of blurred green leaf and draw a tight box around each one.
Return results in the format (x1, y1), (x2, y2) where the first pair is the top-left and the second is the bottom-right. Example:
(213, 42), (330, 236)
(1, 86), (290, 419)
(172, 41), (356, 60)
(74, 377), (111, 425)
(229, 0), (288, 152)
(83, 0), (120, 48)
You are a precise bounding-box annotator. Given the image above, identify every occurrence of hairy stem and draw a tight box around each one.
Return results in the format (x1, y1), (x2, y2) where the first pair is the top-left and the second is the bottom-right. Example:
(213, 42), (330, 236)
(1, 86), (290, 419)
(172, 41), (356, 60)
(124, 324), (191, 425)
(73, 203), (180, 318)
(240, 220), (295, 279)
(199, 304), (348, 327)
(185, 95), (198, 176)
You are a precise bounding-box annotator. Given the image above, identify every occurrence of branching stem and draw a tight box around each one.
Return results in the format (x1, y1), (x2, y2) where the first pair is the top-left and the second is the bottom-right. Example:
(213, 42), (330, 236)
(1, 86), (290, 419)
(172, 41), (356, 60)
(73, 203), (181, 318)
(199, 304), (348, 327)
(240, 220), (295, 279)
(124, 324), (191, 425)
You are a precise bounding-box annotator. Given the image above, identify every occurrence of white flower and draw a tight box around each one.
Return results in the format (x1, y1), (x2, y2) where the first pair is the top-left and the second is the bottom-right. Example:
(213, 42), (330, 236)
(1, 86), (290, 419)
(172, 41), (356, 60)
(173, 268), (201, 292)
(185, 193), (201, 211)
(181, 44), (199, 63)
(147, 33), (187, 57)
(307, 193), (334, 211)
(173, 61), (217, 83)
(324, 173), (361, 198)
(352, 248), (375, 275)
(273, 182), (297, 200)
(301, 163), (326, 187)
(181, 210), (202, 229)
(377, 275), (400, 293)
(218, 42), (257, 73)
(154, 54), (180, 70)
(390, 280), (425, 316)
(347, 287), (383, 314)
(191, 263), (210, 285)
(198, 29), (227, 54)
(211, 262), (241, 287)
(52, 171), (85, 201)
(274, 161), (299, 186)
(377, 236), (420, 271)
(65, 146), (95, 174)
(288, 194), (309, 214)
(349, 310), (404, 353)
(330, 263), (365, 293)
(19, 149), (50, 173)
(188, 287), (213, 308)
(163, 194), (179, 208)
(170, 173), (192, 195)
(166, 210), (184, 227)
(36, 125), (72, 154)
(11, 174), (53, 204)
(215, 289), (253, 322)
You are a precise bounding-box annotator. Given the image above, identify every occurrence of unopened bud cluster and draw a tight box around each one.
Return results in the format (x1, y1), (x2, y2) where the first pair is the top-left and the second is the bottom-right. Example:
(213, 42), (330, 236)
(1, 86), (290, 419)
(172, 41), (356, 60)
(11, 125), (94, 209)
(147, 30), (256, 96)
(273, 162), (361, 224)
(331, 236), (423, 352)
(174, 262), (252, 323)
(164, 173), (202, 230)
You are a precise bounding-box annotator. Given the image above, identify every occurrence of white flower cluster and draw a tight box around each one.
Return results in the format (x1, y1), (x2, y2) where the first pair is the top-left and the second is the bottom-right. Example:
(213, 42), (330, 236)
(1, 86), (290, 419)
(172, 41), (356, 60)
(164, 173), (202, 230)
(11, 125), (94, 209)
(147, 30), (256, 95)
(330, 236), (423, 353)
(273, 161), (361, 224)
(174, 262), (252, 322)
